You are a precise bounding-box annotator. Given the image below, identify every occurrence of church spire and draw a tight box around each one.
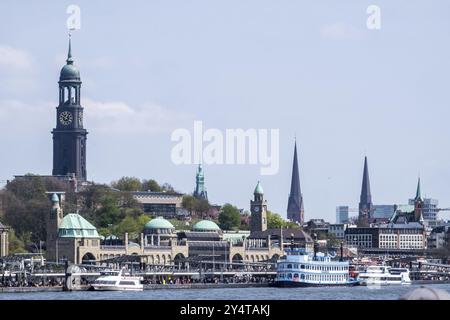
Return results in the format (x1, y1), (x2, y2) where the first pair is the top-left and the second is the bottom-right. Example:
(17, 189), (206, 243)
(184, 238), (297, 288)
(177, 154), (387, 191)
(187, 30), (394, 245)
(358, 156), (373, 225)
(67, 33), (74, 64)
(287, 139), (304, 224)
(360, 156), (372, 205)
(415, 177), (422, 201)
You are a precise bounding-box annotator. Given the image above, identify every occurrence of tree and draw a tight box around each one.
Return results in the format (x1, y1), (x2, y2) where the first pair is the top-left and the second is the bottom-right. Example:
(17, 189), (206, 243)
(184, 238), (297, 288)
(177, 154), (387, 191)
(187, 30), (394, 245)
(111, 177), (141, 191)
(195, 199), (211, 219)
(2, 175), (73, 246)
(161, 183), (175, 192)
(141, 179), (162, 192)
(267, 211), (287, 229)
(182, 195), (196, 215)
(218, 204), (241, 230)
(267, 211), (300, 229)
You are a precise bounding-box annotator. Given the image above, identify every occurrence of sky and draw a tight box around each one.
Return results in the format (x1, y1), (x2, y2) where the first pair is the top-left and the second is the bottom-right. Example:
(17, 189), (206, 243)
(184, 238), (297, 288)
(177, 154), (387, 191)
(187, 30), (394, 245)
(1, 1), (450, 222)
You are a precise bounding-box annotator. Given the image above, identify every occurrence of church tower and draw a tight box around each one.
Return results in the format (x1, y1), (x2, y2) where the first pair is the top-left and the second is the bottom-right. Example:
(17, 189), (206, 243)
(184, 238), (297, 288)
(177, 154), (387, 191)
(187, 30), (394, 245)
(287, 140), (304, 224)
(358, 156), (373, 226)
(193, 164), (208, 200)
(52, 35), (88, 181)
(46, 193), (64, 262)
(414, 177), (424, 223)
(250, 181), (267, 233)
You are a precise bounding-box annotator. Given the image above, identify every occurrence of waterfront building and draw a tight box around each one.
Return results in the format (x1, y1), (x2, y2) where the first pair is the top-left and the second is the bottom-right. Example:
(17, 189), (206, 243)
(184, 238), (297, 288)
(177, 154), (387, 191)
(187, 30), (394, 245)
(329, 223), (356, 240)
(132, 191), (186, 218)
(193, 164), (208, 200)
(45, 192), (282, 265)
(248, 228), (314, 258)
(345, 227), (378, 248)
(336, 206), (349, 224)
(0, 221), (9, 257)
(52, 35), (88, 182)
(427, 225), (450, 249)
(358, 156), (374, 226)
(250, 181), (268, 233)
(304, 219), (329, 238)
(287, 141), (305, 224)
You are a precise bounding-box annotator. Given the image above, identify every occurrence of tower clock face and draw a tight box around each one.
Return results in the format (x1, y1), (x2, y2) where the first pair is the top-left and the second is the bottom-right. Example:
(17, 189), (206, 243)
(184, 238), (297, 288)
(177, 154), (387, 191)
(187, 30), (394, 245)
(59, 111), (73, 125)
(254, 206), (260, 212)
(78, 111), (83, 126)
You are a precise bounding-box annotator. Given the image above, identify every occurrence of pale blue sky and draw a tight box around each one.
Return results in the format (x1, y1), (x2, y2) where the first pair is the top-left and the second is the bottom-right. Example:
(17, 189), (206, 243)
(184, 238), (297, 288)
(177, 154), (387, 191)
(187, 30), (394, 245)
(1, 1), (450, 222)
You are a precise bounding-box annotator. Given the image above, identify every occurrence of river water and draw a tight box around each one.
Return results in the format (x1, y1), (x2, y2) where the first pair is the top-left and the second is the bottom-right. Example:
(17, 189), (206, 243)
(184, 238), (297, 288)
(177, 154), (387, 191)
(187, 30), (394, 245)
(1, 284), (450, 300)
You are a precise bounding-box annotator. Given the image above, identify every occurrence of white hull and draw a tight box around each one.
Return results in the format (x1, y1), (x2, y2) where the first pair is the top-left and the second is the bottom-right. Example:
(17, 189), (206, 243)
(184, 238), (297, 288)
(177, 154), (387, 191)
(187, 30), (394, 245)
(92, 285), (143, 291)
(360, 279), (411, 286)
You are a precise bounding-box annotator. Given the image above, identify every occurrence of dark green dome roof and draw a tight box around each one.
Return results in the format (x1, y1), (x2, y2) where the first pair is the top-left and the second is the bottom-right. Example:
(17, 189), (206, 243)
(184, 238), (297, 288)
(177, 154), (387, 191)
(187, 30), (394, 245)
(60, 63), (80, 81)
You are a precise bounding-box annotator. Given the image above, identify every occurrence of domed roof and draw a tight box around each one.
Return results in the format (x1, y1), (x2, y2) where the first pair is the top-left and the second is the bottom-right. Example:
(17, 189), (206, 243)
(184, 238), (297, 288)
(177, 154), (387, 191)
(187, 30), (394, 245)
(58, 213), (101, 238)
(193, 220), (221, 231)
(60, 63), (80, 81)
(254, 181), (264, 195)
(144, 217), (175, 230)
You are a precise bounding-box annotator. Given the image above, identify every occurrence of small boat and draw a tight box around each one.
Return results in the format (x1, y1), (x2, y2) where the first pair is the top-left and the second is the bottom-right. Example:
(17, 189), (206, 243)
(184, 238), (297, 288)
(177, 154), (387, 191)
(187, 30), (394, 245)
(358, 265), (411, 286)
(91, 268), (143, 291)
(273, 248), (360, 287)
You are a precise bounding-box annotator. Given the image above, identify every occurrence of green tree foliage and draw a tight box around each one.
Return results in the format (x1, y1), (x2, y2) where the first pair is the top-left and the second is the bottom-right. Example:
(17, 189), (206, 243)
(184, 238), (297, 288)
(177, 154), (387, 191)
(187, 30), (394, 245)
(8, 229), (27, 254)
(195, 199), (211, 219)
(267, 211), (300, 229)
(2, 175), (72, 243)
(218, 203), (241, 230)
(267, 211), (286, 229)
(111, 177), (142, 191)
(141, 179), (162, 192)
(182, 195), (196, 215)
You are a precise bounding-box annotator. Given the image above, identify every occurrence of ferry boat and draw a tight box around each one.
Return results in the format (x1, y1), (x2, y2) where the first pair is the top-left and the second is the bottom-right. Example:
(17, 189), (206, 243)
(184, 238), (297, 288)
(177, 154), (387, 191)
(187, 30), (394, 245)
(273, 248), (360, 287)
(358, 265), (411, 286)
(91, 268), (143, 291)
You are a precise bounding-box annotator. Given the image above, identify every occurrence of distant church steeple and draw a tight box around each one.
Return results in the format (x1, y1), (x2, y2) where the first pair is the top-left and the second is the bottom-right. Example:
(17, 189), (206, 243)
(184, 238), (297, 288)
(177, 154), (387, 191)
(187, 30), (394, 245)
(358, 156), (373, 225)
(287, 140), (304, 224)
(52, 34), (88, 181)
(193, 164), (208, 200)
(414, 177), (424, 223)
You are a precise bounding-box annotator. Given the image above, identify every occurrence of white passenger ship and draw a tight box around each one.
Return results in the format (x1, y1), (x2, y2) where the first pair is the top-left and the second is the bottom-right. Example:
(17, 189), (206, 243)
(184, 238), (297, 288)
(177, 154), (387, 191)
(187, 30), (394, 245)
(91, 268), (143, 291)
(274, 248), (360, 287)
(358, 266), (411, 286)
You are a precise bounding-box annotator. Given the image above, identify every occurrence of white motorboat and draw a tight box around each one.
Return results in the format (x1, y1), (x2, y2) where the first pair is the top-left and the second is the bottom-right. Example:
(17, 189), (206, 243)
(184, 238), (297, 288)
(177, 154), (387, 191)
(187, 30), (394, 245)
(359, 265), (411, 286)
(91, 268), (143, 291)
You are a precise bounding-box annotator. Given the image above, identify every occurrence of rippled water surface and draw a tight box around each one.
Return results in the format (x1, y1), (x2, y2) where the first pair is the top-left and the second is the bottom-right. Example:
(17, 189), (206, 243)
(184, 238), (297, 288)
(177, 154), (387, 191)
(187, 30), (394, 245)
(1, 284), (450, 300)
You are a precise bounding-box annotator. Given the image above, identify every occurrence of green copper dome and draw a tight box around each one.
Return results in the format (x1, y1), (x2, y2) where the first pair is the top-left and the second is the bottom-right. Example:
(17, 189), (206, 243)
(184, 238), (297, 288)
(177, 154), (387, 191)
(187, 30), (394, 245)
(254, 181), (264, 195)
(60, 64), (80, 81)
(58, 213), (101, 238)
(193, 220), (221, 232)
(144, 217), (175, 230)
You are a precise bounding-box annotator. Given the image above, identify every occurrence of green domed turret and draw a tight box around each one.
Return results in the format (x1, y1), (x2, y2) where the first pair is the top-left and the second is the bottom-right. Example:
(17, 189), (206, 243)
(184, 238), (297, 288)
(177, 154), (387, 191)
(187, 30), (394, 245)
(254, 181), (264, 195)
